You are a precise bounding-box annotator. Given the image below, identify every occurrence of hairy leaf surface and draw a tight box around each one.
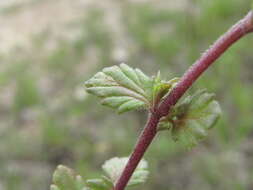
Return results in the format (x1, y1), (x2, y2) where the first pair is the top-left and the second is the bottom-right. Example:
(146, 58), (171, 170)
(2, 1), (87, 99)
(85, 63), (178, 113)
(160, 89), (221, 148)
(51, 165), (88, 190)
(102, 157), (149, 187)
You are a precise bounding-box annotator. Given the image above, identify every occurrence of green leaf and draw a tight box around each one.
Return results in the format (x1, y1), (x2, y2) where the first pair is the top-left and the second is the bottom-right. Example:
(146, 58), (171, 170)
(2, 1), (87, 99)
(85, 63), (178, 113)
(102, 157), (149, 187)
(86, 179), (109, 190)
(53, 165), (76, 190)
(52, 165), (88, 190)
(101, 176), (114, 188)
(152, 74), (179, 106)
(160, 89), (221, 148)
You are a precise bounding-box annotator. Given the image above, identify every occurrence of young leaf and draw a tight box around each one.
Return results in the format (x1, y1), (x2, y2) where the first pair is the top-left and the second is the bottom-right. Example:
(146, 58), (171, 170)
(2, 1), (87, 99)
(102, 157), (149, 187)
(85, 63), (178, 113)
(52, 165), (88, 190)
(152, 74), (179, 107)
(160, 89), (221, 148)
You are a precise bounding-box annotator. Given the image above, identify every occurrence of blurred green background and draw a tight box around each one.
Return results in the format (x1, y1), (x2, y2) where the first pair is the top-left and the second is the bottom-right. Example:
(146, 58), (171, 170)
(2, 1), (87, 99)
(0, 0), (253, 189)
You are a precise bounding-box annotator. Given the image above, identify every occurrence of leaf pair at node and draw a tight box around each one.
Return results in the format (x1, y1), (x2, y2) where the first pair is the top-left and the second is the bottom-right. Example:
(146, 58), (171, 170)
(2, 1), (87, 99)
(85, 64), (222, 148)
(51, 157), (149, 190)
(85, 63), (178, 113)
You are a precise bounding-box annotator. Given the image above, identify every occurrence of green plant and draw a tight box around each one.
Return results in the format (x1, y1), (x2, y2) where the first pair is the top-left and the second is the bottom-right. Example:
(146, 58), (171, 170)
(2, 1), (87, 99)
(51, 9), (253, 190)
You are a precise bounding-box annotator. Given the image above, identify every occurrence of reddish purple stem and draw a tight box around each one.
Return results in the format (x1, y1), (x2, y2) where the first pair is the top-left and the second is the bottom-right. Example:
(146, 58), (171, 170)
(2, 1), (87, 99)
(114, 11), (253, 190)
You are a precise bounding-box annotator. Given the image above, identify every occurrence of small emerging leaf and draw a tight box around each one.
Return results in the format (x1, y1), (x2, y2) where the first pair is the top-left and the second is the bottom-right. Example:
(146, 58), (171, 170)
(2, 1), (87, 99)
(152, 74), (179, 107)
(85, 63), (178, 113)
(160, 89), (221, 148)
(102, 157), (149, 187)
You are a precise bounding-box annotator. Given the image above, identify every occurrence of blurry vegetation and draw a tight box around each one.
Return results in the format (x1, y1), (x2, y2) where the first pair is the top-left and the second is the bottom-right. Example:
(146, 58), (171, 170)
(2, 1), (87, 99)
(0, 0), (253, 190)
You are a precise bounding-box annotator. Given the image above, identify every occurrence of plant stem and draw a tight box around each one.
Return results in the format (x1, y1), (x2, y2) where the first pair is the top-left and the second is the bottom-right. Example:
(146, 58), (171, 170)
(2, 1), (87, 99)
(114, 11), (253, 190)
(158, 11), (253, 117)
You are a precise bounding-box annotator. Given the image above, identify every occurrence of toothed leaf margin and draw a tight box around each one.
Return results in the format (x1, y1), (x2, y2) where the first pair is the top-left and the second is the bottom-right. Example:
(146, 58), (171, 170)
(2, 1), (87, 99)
(85, 63), (178, 113)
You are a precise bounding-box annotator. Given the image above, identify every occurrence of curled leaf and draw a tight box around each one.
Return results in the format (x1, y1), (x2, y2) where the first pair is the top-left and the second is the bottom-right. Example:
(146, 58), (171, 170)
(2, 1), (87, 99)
(85, 63), (178, 113)
(152, 74), (179, 106)
(160, 89), (221, 148)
